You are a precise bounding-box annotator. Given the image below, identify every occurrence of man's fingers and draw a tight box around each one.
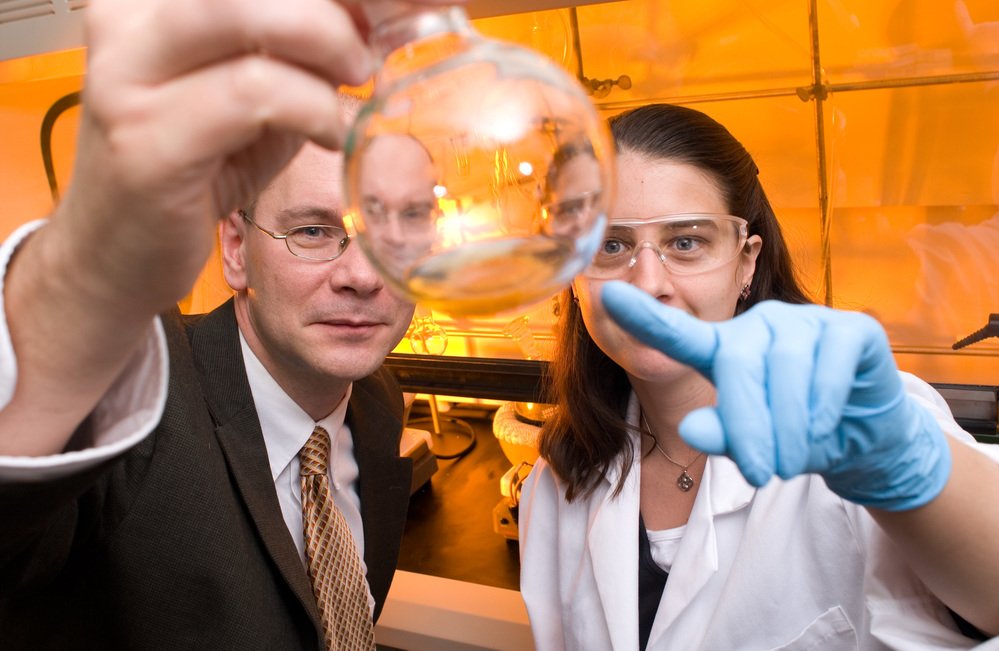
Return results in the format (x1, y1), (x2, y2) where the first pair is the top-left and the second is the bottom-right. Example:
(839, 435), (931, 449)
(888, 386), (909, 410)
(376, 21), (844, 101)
(601, 281), (718, 376)
(88, 0), (373, 88)
(679, 407), (728, 455)
(96, 56), (352, 181)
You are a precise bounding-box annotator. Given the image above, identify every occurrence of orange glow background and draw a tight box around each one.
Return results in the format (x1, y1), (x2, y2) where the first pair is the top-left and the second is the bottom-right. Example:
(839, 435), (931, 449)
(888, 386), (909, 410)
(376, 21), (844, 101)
(1, 0), (996, 384)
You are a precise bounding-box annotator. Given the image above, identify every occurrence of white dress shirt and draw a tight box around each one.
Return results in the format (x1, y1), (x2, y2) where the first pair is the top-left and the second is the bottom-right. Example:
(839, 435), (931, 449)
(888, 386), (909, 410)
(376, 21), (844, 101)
(239, 331), (374, 613)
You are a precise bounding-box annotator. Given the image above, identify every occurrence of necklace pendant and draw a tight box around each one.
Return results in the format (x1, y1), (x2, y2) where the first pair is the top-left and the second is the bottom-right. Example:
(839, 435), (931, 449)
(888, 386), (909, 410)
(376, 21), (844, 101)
(677, 470), (695, 492)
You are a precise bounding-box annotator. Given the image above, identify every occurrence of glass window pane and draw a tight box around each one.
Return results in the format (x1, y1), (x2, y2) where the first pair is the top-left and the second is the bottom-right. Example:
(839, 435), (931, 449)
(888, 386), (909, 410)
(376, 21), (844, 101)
(819, 0), (999, 83)
(572, 0), (813, 102)
(826, 82), (998, 383)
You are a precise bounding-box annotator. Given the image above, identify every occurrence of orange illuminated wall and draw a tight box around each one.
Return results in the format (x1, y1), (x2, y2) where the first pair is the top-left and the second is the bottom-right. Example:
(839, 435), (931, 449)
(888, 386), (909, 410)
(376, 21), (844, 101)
(2, 1), (997, 383)
(0, 49), (83, 238)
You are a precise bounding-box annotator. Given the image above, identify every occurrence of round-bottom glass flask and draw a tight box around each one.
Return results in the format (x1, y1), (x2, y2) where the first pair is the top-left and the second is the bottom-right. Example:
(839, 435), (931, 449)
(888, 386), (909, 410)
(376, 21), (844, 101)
(344, 5), (614, 316)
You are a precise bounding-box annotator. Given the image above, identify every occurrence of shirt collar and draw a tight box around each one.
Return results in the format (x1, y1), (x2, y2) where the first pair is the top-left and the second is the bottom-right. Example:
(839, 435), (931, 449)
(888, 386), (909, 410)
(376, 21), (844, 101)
(238, 330), (352, 481)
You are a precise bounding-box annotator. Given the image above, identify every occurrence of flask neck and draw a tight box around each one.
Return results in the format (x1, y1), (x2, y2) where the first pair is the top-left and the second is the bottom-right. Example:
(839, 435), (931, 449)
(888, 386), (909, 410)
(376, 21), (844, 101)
(366, 4), (475, 63)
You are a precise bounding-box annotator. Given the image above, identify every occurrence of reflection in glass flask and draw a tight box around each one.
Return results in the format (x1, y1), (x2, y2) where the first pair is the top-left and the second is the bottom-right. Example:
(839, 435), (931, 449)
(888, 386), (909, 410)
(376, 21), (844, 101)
(407, 310), (448, 356)
(344, 4), (614, 316)
(502, 315), (543, 361)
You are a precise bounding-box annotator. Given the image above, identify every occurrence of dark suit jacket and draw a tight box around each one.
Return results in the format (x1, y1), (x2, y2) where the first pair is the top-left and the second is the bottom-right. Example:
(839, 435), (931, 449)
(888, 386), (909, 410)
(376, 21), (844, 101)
(0, 299), (413, 649)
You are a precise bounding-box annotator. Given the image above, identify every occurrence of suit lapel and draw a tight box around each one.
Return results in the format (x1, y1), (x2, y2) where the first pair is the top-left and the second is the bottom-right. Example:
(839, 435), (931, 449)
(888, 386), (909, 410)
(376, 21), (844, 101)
(590, 460), (641, 650)
(349, 375), (412, 620)
(185, 300), (322, 629)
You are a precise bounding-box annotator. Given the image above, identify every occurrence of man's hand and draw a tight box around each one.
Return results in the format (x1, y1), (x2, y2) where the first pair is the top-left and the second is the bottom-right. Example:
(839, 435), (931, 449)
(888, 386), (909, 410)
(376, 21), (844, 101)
(602, 282), (951, 511)
(59, 0), (378, 310)
(0, 0), (454, 456)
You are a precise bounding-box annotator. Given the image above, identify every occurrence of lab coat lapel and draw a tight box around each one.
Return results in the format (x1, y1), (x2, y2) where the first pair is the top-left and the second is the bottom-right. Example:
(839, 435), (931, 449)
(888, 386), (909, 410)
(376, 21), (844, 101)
(589, 441), (642, 650)
(647, 455), (755, 646)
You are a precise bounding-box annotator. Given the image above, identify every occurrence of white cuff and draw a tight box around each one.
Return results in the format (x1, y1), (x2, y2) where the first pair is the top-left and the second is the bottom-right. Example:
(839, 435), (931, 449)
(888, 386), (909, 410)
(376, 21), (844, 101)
(0, 220), (170, 482)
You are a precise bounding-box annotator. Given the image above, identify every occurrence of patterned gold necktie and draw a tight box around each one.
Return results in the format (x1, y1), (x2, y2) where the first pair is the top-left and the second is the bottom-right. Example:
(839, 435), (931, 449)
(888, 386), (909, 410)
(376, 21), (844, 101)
(300, 426), (376, 651)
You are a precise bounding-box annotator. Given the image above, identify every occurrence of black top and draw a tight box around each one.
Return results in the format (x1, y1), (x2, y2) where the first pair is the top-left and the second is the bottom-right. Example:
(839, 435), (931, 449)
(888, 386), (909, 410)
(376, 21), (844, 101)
(638, 512), (670, 651)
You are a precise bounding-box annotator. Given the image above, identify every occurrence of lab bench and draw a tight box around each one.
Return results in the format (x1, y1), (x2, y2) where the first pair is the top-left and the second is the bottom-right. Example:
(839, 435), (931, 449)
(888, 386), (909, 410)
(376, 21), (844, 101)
(397, 408), (521, 591)
(376, 403), (533, 650)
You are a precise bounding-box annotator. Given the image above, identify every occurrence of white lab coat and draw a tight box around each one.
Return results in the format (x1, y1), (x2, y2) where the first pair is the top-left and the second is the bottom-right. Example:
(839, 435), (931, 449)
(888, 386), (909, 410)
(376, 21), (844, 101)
(519, 373), (996, 650)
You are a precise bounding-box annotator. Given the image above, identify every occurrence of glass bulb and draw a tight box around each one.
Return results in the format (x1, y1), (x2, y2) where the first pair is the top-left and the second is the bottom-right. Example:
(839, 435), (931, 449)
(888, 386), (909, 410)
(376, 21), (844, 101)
(407, 310), (448, 356)
(344, 5), (614, 316)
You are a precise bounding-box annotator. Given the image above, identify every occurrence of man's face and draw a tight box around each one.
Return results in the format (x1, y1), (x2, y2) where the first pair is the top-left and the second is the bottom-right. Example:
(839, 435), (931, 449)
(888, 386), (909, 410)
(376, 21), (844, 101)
(222, 143), (414, 414)
(544, 152), (604, 239)
(356, 134), (439, 273)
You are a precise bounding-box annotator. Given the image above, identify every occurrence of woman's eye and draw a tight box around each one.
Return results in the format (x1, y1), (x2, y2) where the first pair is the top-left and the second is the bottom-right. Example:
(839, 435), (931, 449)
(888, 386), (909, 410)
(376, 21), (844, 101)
(670, 236), (704, 254)
(673, 236), (695, 251)
(601, 240), (626, 255)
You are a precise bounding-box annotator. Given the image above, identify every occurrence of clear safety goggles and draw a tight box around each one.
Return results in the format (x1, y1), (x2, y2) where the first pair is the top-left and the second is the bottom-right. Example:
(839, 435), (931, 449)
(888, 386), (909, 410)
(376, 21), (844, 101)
(584, 213), (749, 279)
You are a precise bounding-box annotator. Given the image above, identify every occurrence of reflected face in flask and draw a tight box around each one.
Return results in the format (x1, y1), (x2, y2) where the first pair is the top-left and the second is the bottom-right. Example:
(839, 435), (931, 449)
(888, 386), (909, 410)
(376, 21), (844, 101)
(542, 144), (604, 240)
(356, 134), (439, 268)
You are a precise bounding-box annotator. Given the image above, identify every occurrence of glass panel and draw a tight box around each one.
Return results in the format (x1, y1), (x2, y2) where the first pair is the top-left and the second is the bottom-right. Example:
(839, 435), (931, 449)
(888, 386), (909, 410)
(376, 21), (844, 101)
(818, 0), (999, 84)
(411, 95), (823, 362)
(474, 8), (577, 72)
(570, 0), (814, 103)
(826, 82), (998, 383)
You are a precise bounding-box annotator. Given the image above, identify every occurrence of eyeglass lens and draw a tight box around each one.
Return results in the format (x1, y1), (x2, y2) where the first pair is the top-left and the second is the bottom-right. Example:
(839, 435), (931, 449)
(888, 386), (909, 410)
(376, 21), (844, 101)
(361, 199), (438, 229)
(285, 225), (349, 260)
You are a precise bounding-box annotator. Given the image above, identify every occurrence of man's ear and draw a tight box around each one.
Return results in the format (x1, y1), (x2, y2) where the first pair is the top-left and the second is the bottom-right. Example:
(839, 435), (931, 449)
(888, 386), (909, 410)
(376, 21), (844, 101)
(220, 211), (249, 292)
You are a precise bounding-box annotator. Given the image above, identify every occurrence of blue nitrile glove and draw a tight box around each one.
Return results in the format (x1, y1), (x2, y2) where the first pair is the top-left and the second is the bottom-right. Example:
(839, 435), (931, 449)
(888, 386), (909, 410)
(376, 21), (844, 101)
(602, 281), (951, 511)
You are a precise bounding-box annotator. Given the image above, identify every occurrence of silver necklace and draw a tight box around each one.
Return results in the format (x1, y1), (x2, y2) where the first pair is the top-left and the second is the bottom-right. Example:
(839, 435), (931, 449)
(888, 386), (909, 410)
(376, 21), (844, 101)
(641, 412), (705, 492)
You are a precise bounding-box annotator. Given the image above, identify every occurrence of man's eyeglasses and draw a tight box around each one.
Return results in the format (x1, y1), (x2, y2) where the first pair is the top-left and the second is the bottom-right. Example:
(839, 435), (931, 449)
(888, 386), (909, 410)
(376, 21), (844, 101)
(238, 210), (350, 261)
(584, 214), (749, 279)
(360, 198), (439, 229)
(543, 190), (602, 222)
(540, 191), (603, 238)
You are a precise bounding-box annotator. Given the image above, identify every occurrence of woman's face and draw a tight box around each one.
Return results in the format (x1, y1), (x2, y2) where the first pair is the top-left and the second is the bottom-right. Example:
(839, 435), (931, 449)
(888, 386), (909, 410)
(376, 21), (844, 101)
(573, 150), (762, 382)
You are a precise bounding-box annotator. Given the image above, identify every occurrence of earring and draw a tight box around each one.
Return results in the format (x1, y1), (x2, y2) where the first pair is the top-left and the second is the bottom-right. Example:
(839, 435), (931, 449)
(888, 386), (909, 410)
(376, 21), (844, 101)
(739, 283), (751, 301)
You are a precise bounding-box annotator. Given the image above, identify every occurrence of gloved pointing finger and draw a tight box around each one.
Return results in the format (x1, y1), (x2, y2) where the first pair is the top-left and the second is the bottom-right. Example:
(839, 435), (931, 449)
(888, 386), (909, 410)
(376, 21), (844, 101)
(601, 281), (718, 378)
(600, 281), (953, 511)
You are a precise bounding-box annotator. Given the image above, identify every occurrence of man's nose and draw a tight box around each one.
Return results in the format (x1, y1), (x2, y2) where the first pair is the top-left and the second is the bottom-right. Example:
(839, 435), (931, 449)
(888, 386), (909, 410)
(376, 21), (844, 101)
(328, 240), (385, 295)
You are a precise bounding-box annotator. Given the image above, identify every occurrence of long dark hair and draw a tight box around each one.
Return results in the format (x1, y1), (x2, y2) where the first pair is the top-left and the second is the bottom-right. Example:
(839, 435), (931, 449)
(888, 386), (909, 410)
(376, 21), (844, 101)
(539, 103), (812, 502)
